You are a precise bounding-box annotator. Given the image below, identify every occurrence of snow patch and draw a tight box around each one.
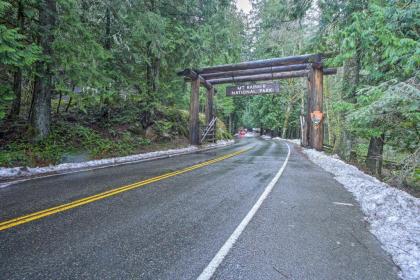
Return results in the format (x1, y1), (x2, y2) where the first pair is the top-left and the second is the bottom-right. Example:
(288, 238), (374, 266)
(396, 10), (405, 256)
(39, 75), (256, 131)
(0, 140), (234, 180)
(272, 137), (301, 145)
(204, 140), (234, 148)
(303, 148), (420, 280)
(260, 135), (272, 140)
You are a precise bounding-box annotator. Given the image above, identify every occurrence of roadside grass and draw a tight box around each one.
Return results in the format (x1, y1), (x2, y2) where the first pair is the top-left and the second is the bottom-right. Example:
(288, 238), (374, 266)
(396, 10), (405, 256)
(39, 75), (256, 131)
(0, 121), (154, 167)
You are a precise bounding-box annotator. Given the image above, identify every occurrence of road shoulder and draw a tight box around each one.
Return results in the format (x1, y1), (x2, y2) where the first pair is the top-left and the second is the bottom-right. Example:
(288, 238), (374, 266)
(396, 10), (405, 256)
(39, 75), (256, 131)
(212, 143), (399, 280)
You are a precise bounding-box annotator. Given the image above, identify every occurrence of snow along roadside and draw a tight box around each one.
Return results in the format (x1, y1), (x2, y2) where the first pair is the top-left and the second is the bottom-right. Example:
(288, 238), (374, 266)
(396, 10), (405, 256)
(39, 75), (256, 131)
(0, 140), (234, 183)
(283, 140), (419, 280)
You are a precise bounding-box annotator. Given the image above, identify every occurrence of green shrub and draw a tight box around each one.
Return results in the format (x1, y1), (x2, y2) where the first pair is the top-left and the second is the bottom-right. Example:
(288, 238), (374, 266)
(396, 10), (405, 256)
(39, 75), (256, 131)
(0, 122), (151, 167)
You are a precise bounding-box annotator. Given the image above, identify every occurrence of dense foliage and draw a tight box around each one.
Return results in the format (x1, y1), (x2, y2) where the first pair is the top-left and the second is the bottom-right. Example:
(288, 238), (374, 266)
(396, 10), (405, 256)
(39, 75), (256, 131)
(237, 0), (419, 190)
(0, 0), (243, 165)
(0, 0), (418, 190)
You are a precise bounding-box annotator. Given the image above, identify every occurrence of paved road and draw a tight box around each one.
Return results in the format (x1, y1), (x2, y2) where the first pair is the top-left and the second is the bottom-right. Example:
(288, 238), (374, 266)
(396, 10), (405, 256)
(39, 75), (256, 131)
(0, 138), (399, 279)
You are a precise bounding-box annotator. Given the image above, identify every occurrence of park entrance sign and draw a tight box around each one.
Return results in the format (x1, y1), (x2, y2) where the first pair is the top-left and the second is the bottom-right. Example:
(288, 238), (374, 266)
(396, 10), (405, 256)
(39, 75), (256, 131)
(226, 82), (280, 96)
(177, 53), (337, 150)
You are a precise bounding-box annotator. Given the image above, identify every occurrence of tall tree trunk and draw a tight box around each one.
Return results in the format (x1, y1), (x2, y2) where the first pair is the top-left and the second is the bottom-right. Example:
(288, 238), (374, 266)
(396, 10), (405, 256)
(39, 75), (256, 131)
(334, 40), (361, 159)
(324, 77), (334, 145)
(30, 0), (56, 141)
(282, 103), (292, 138)
(8, 70), (22, 119)
(145, 1), (160, 95)
(7, 0), (25, 120)
(228, 114), (232, 134)
(300, 93), (307, 146)
(366, 134), (385, 176)
(28, 78), (37, 121)
(146, 44), (160, 94)
(56, 90), (62, 114)
(65, 97), (72, 112)
(104, 6), (111, 50)
(81, 0), (89, 23)
(142, 41), (160, 128)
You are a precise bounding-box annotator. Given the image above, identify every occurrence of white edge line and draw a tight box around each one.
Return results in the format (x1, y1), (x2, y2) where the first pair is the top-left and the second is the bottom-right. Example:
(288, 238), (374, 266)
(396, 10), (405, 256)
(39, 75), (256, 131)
(333, 202), (354, 206)
(0, 142), (236, 189)
(197, 143), (291, 280)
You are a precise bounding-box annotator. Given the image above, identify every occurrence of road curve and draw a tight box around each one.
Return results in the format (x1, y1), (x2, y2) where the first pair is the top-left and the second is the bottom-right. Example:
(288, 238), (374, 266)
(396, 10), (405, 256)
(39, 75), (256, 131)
(0, 138), (398, 279)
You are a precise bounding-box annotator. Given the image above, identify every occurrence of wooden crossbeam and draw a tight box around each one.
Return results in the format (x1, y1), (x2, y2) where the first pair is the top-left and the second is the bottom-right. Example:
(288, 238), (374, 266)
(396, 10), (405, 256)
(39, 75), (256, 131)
(207, 68), (336, 85)
(177, 69), (213, 90)
(200, 64), (310, 80)
(207, 70), (308, 84)
(195, 53), (323, 74)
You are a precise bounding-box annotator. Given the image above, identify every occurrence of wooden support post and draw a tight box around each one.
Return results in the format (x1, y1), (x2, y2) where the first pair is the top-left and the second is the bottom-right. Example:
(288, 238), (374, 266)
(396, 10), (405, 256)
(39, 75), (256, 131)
(305, 68), (313, 147)
(300, 115), (308, 147)
(311, 65), (324, 150)
(205, 87), (214, 125)
(300, 78), (308, 146)
(189, 78), (200, 145)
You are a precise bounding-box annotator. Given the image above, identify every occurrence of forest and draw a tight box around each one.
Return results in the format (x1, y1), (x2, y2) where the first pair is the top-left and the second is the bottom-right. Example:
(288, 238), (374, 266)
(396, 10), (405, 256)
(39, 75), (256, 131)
(0, 0), (418, 192)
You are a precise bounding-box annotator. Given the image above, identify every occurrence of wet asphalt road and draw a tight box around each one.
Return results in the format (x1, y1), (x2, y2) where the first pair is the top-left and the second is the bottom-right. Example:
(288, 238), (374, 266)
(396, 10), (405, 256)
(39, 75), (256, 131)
(0, 138), (399, 279)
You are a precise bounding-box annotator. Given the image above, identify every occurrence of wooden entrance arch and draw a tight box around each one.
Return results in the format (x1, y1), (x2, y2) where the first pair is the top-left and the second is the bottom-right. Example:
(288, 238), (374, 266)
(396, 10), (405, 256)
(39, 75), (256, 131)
(177, 53), (337, 150)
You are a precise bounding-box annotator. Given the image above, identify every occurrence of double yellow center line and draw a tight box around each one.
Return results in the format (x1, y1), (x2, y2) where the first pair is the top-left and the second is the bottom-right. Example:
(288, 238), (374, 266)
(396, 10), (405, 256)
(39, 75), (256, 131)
(0, 148), (250, 232)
